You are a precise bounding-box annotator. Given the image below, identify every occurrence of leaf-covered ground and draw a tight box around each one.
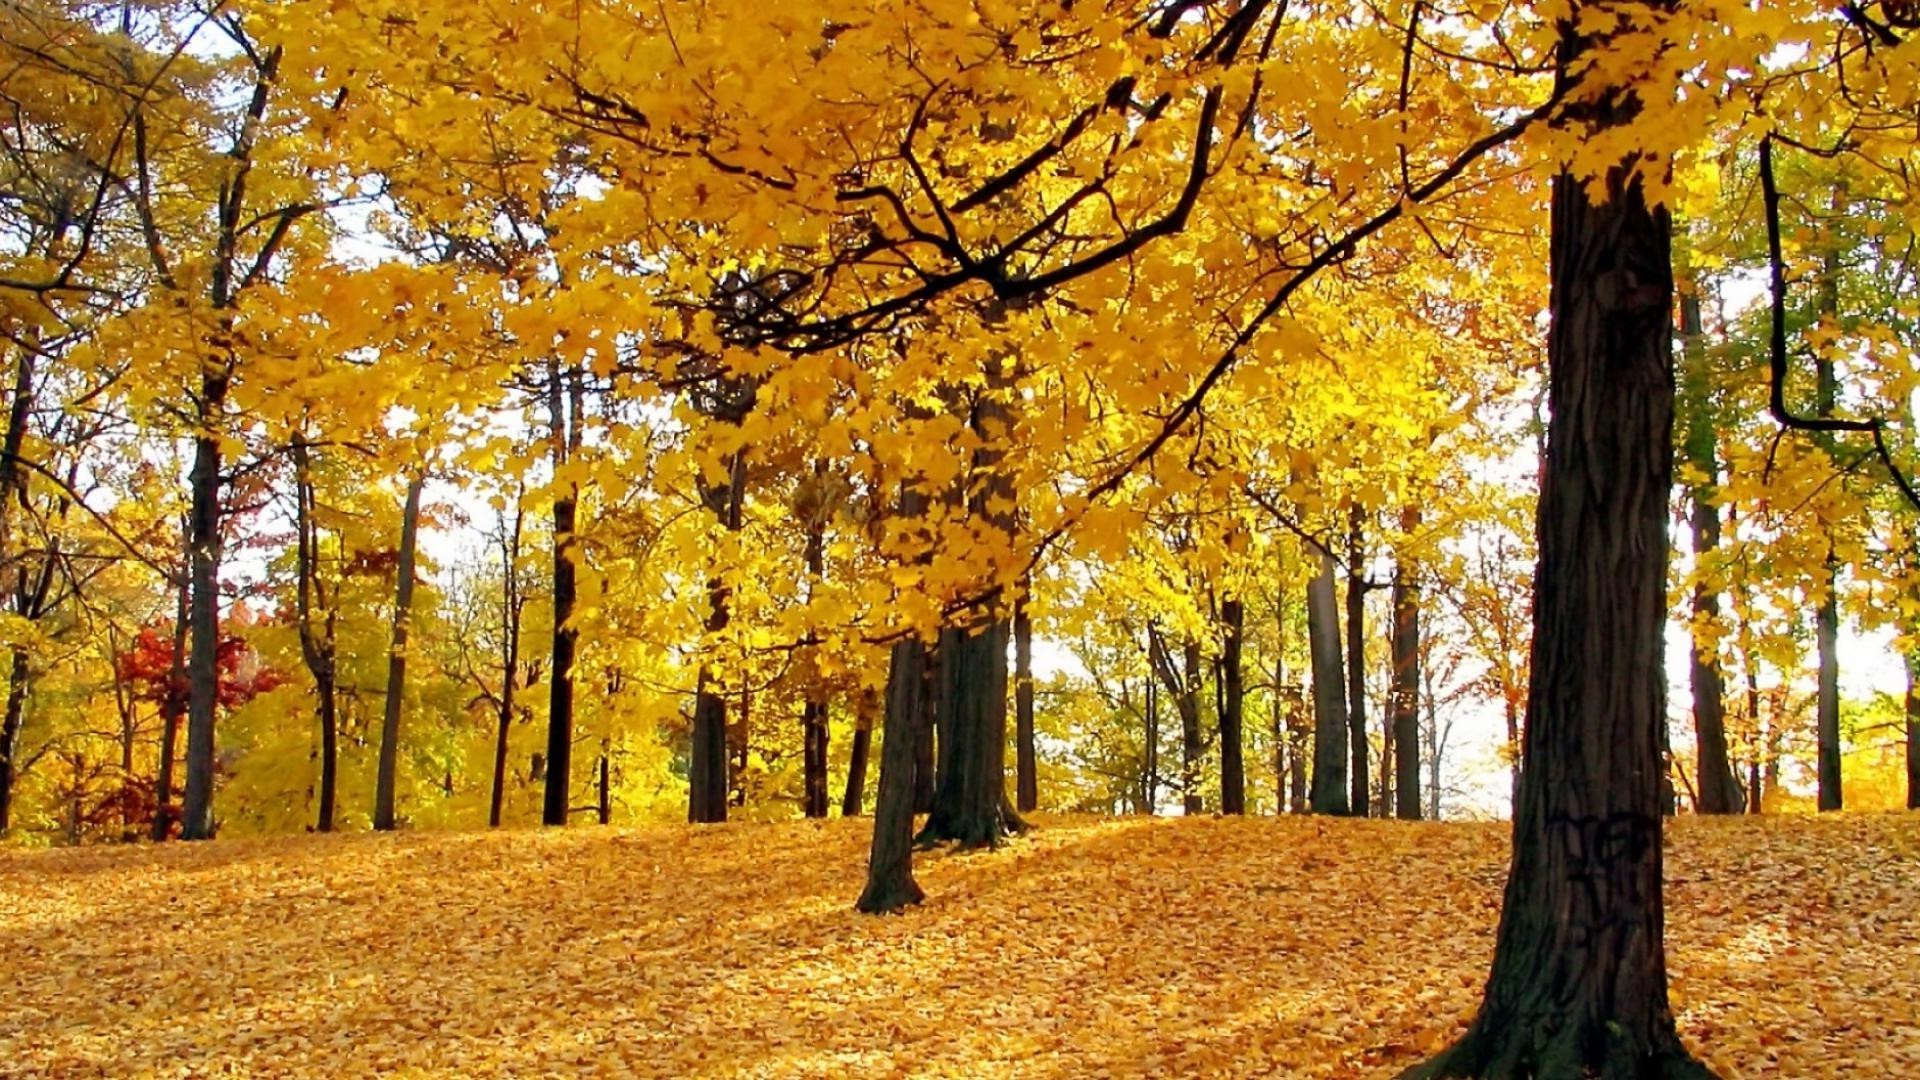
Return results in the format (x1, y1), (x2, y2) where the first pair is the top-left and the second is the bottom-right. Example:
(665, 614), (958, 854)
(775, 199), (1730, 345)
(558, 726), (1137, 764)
(5, 813), (1918, 1077)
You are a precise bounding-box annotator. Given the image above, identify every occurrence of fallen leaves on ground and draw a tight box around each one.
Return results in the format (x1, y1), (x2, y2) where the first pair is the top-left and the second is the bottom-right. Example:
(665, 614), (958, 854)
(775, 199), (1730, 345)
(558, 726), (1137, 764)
(3, 812), (1917, 1077)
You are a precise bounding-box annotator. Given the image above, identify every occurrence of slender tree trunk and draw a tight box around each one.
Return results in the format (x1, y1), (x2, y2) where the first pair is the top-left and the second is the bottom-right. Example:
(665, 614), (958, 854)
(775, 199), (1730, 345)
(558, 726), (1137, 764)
(373, 474), (424, 832)
(1815, 227), (1843, 812)
(152, 580), (188, 840)
(1308, 552), (1349, 815)
(857, 637), (928, 913)
(544, 482), (579, 826)
(1678, 285), (1743, 814)
(841, 692), (874, 816)
(1391, 539), (1422, 820)
(1346, 510), (1370, 816)
(1143, 665), (1159, 813)
(291, 439), (340, 834)
(1907, 652), (1920, 811)
(1220, 597), (1246, 814)
(0, 648), (27, 835)
(489, 505), (524, 829)
(688, 452), (744, 824)
(490, 696), (513, 828)
(1408, 41), (1711, 1073)
(802, 517), (831, 819)
(1014, 589), (1037, 813)
(596, 745), (611, 825)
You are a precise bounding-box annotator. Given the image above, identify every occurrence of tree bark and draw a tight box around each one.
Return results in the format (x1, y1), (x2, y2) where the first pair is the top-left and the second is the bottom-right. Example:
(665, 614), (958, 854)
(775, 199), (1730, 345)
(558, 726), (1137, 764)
(180, 404), (225, 841)
(1815, 223), (1843, 813)
(0, 648), (27, 835)
(596, 745), (611, 825)
(1346, 509), (1370, 817)
(374, 474), (424, 832)
(489, 506), (524, 829)
(1407, 39), (1712, 1073)
(1308, 552), (1349, 815)
(688, 451), (745, 824)
(1220, 597), (1246, 814)
(1143, 663), (1159, 813)
(1391, 538), (1422, 820)
(917, 621), (1026, 844)
(841, 692), (874, 816)
(802, 515), (831, 819)
(857, 637), (928, 913)
(1014, 589), (1038, 813)
(1907, 652), (1920, 811)
(291, 439), (340, 833)
(152, 580), (188, 840)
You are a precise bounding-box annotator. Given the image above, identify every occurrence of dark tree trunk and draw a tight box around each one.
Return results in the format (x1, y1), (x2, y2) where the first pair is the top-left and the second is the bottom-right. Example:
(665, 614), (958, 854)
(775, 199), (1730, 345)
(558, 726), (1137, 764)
(0, 647), (26, 835)
(291, 438), (340, 834)
(1815, 225), (1844, 814)
(858, 637), (928, 912)
(1148, 626), (1204, 815)
(1014, 590), (1037, 813)
(801, 516), (831, 819)
(1307, 552), (1349, 815)
(841, 692), (874, 816)
(1907, 653), (1920, 811)
(490, 696), (513, 828)
(1678, 286), (1743, 815)
(1391, 542), (1422, 821)
(1346, 509), (1370, 817)
(1219, 597), (1246, 814)
(180, 406), (225, 841)
(803, 697), (830, 819)
(688, 452), (745, 824)
(374, 474), (424, 832)
(911, 653), (936, 813)
(544, 486), (579, 826)
(1143, 666), (1159, 813)
(1407, 36), (1712, 1074)
(489, 504), (524, 829)
(918, 621), (1025, 844)
(597, 746), (611, 825)
(152, 581), (188, 841)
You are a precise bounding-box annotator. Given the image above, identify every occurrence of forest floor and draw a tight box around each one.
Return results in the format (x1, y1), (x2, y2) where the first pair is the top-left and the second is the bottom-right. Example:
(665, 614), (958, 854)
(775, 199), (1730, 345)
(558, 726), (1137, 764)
(4, 812), (1918, 1078)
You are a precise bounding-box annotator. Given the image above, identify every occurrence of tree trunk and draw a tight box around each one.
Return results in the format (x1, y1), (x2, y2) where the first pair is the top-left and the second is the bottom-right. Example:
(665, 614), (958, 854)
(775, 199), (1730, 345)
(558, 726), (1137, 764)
(291, 439), (340, 834)
(841, 692), (874, 816)
(1219, 597), (1246, 814)
(802, 517), (831, 819)
(489, 505), (524, 829)
(1346, 509), (1370, 817)
(596, 746), (611, 825)
(917, 621), (1026, 844)
(857, 638), (928, 913)
(1014, 589), (1038, 813)
(373, 474), (424, 832)
(0, 647), (27, 835)
(1308, 552), (1349, 815)
(180, 403), (226, 841)
(912, 652), (936, 813)
(152, 581), (188, 841)
(1679, 285), (1743, 815)
(1391, 542), (1422, 821)
(1143, 665), (1159, 813)
(1407, 46), (1712, 1075)
(1815, 222), (1843, 813)
(490, 693), (513, 828)
(544, 483), (579, 826)
(1907, 652), (1920, 811)
(688, 452), (745, 824)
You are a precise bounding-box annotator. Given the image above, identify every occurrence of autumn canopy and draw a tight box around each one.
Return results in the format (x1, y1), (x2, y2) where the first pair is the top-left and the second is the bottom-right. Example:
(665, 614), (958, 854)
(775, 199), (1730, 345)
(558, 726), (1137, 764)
(2, 0), (1918, 1075)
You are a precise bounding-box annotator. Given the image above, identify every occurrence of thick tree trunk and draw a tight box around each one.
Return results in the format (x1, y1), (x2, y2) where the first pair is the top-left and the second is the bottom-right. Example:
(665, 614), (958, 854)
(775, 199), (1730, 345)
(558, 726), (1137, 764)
(841, 693), (874, 816)
(1308, 552), (1349, 815)
(180, 408), (225, 841)
(1346, 510), (1370, 816)
(1220, 597), (1246, 814)
(918, 621), (1025, 844)
(912, 653), (936, 813)
(857, 638), (928, 913)
(1014, 590), (1037, 813)
(1391, 547), (1421, 820)
(374, 474), (424, 831)
(1407, 55), (1711, 1075)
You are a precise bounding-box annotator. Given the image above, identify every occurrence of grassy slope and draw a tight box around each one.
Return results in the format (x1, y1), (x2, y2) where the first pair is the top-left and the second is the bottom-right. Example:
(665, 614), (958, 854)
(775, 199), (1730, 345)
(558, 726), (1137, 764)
(3, 813), (1917, 1077)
